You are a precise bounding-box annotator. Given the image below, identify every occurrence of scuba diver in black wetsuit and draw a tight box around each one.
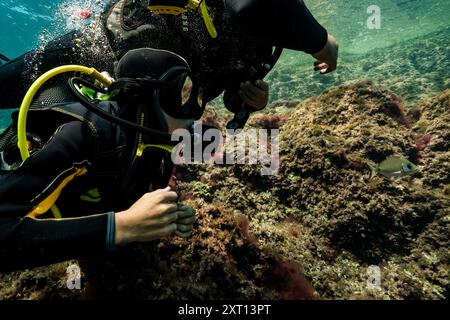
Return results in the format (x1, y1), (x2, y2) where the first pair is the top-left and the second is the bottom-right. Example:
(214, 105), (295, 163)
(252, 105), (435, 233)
(0, 0), (339, 129)
(0, 48), (201, 271)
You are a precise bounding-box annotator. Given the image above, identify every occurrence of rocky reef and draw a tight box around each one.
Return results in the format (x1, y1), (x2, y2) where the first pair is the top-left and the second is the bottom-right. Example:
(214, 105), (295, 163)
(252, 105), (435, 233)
(0, 81), (448, 300)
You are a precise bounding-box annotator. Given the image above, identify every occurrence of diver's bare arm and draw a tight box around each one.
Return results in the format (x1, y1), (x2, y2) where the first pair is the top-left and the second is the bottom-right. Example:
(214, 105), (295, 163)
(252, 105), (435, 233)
(312, 34), (339, 74)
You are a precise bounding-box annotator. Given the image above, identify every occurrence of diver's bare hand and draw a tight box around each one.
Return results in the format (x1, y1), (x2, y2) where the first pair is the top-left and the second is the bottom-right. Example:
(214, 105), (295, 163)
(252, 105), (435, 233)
(239, 67), (269, 110)
(312, 34), (339, 74)
(175, 204), (196, 238)
(115, 187), (179, 244)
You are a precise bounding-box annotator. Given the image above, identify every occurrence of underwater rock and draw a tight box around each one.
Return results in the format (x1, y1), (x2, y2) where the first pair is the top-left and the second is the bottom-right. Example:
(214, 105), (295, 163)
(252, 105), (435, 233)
(275, 81), (440, 260)
(411, 90), (450, 191)
(0, 260), (83, 299)
(204, 81), (448, 299)
(274, 83), (448, 299)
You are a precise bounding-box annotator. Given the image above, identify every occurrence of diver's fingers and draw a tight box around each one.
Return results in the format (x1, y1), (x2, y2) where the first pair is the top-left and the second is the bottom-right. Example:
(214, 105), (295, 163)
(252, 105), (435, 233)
(239, 90), (266, 110)
(175, 230), (193, 239)
(177, 203), (194, 211)
(324, 64), (337, 74)
(314, 64), (330, 74)
(314, 62), (328, 71)
(153, 203), (178, 217)
(177, 223), (193, 232)
(153, 187), (171, 194)
(177, 207), (196, 219)
(241, 83), (264, 101)
(157, 190), (179, 203)
(239, 90), (256, 108)
(255, 80), (269, 91)
(314, 61), (333, 74)
(245, 81), (269, 97)
(152, 211), (179, 225)
(321, 66), (333, 74)
(177, 216), (196, 225)
(153, 223), (177, 239)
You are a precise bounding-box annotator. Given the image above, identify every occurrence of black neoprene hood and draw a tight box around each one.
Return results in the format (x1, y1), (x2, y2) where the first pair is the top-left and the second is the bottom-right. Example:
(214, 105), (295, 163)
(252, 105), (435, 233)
(115, 48), (203, 122)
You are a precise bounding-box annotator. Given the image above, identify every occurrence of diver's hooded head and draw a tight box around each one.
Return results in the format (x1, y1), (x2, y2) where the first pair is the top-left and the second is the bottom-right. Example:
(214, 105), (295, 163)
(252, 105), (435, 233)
(114, 48), (203, 133)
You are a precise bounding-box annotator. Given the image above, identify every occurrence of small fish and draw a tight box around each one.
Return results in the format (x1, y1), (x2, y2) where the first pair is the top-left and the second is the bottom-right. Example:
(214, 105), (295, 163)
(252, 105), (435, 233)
(370, 157), (419, 179)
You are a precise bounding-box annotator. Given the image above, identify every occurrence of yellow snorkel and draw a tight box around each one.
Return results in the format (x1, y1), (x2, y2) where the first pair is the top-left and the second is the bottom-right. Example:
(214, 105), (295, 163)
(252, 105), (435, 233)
(148, 0), (217, 39)
(18, 65), (112, 219)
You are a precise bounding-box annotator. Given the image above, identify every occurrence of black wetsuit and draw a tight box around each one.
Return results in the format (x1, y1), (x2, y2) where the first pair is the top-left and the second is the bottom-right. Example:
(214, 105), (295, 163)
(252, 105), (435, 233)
(0, 0), (328, 109)
(0, 94), (174, 271)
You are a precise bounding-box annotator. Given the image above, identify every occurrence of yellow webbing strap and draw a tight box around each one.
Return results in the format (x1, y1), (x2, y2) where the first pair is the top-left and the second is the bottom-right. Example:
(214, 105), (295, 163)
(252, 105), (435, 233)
(27, 167), (88, 218)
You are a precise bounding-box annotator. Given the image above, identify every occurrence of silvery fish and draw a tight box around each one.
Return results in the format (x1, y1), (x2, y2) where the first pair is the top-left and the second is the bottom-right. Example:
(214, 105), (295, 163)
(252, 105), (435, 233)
(370, 157), (419, 179)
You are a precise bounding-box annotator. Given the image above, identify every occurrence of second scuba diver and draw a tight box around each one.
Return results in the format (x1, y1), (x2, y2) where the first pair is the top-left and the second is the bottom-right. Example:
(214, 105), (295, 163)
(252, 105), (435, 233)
(0, 48), (202, 271)
(0, 0), (339, 128)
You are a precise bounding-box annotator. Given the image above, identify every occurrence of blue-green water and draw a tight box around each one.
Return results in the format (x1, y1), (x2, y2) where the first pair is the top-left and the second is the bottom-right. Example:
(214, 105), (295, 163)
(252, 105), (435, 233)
(1, 0), (449, 129)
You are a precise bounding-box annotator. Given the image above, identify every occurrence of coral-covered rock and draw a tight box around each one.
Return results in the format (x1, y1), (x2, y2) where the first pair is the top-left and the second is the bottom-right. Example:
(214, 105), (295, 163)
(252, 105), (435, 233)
(411, 90), (450, 190)
(273, 82), (448, 263)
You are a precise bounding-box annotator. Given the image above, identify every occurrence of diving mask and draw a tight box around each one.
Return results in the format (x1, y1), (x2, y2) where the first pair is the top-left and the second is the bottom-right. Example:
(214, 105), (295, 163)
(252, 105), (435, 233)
(154, 65), (204, 121)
